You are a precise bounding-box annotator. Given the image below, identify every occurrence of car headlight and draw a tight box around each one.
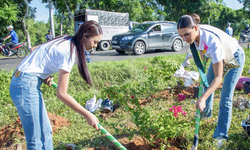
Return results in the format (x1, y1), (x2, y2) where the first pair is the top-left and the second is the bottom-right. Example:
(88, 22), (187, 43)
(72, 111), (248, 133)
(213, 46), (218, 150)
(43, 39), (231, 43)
(121, 36), (133, 40)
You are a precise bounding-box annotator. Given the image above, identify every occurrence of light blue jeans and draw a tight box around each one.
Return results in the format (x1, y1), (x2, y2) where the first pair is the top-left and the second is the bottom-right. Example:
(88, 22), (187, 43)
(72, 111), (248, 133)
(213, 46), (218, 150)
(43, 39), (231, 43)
(9, 71), (53, 150)
(201, 45), (245, 140)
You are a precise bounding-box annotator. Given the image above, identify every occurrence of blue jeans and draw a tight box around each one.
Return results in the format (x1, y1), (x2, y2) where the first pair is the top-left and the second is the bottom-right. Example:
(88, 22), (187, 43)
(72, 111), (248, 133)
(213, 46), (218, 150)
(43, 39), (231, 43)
(201, 46), (245, 140)
(9, 71), (53, 150)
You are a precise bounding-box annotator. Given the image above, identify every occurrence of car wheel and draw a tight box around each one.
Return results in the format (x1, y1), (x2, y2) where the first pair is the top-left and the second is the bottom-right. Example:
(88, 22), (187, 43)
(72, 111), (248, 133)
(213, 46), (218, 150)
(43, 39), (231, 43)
(116, 49), (126, 54)
(99, 40), (110, 51)
(172, 39), (182, 52)
(133, 41), (145, 55)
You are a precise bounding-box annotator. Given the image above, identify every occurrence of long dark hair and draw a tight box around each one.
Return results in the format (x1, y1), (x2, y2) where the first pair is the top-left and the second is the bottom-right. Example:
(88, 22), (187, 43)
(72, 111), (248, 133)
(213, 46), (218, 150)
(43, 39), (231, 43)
(177, 15), (197, 29)
(44, 21), (103, 86)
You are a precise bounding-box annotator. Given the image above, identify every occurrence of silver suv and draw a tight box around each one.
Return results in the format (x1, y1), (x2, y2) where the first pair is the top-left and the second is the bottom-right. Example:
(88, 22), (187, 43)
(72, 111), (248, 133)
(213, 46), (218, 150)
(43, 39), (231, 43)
(111, 21), (183, 55)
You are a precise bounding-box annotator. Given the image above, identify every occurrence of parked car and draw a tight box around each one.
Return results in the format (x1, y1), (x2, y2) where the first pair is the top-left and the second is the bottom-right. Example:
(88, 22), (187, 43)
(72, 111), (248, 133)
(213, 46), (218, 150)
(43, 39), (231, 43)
(111, 21), (183, 55)
(129, 21), (140, 30)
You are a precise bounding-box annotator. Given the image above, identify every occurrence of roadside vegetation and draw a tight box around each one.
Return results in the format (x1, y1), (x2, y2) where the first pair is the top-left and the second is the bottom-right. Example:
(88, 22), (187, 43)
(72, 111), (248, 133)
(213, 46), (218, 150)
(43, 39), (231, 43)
(1, 0), (250, 48)
(1, 49), (250, 149)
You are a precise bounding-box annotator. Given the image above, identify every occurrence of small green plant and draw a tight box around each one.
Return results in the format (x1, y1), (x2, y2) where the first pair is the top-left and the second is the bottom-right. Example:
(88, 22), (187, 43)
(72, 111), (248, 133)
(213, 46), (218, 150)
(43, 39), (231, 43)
(101, 59), (188, 147)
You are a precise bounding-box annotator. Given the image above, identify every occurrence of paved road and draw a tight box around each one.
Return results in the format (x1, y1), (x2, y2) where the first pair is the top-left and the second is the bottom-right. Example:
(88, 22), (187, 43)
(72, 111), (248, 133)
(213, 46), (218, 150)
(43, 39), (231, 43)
(0, 42), (248, 71)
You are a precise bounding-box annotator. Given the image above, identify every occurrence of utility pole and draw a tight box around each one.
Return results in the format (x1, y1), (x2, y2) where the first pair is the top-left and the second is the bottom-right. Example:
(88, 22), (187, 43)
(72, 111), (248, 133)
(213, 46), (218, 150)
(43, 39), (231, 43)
(49, 0), (55, 38)
(208, 0), (210, 25)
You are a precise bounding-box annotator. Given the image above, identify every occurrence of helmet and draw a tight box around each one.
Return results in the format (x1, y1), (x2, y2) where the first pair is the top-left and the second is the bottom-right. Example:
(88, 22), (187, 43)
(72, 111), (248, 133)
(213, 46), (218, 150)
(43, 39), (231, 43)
(48, 30), (51, 32)
(246, 24), (249, 28)
(7, 25), (13, 29)
(227, 22), (230, 26)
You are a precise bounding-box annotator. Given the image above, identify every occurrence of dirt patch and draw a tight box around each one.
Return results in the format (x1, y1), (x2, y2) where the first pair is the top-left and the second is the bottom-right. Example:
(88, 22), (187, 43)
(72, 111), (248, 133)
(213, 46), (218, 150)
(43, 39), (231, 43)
(87, 135), (184, 150)
(0, 117), (23, 149)
(47, 111), (70, 134)
(0, 112), (70, 149)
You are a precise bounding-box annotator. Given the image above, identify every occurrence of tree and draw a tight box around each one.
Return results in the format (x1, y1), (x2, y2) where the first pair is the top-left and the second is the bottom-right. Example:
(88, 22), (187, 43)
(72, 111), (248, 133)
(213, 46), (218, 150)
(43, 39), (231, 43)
(238, 0), (250, 9)
(0, 1), (19, 37)
(90, 0), (164, 22)
(155, 0), (207, 22)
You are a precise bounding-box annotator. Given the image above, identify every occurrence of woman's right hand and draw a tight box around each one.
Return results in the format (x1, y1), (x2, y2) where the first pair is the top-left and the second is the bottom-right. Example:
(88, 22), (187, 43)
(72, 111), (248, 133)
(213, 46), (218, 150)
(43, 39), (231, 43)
(43, 76), (54, 86)
(85, 112), (99, 130)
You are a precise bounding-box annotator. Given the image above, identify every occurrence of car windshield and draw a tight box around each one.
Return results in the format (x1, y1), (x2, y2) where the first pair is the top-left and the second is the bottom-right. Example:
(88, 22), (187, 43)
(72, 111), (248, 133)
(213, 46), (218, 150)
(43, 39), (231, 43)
(130, 24), (152, 32)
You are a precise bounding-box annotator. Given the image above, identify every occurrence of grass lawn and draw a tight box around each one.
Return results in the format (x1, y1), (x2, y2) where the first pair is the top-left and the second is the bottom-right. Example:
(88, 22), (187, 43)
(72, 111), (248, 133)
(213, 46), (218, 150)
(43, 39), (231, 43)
(0, 49), (250, 150)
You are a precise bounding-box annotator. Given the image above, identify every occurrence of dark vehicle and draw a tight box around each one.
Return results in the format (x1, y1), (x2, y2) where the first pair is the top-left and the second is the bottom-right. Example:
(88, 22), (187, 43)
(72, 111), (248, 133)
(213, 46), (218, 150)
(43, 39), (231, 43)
(129, 21), (140, 30)
(0, 38), (28, 58)
(111, 21), (183, 55)
(239, 29), (250, 43)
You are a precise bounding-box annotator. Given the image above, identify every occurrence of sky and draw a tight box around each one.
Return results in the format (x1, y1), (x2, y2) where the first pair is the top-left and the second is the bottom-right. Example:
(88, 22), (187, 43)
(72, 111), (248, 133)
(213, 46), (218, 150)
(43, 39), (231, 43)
(30, 0), (244, 23)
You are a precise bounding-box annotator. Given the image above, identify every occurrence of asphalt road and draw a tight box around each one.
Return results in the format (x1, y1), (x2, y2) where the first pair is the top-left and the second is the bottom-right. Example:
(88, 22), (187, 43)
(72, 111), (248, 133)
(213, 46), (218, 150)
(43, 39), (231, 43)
(0, 42), (248, 71)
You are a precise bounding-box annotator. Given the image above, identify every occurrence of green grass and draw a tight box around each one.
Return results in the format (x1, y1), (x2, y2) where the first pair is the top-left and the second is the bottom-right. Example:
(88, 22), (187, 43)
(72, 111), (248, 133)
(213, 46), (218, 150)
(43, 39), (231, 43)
(1, 49), (250, 149)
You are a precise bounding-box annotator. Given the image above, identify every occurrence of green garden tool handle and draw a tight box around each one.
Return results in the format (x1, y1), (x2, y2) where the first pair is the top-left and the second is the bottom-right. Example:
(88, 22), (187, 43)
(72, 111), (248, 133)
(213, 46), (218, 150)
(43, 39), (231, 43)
(192, 56), (207, 150)
(50, 81), (127, 150)
(51, 80), (58, 89)
(97, 123), (127, 150)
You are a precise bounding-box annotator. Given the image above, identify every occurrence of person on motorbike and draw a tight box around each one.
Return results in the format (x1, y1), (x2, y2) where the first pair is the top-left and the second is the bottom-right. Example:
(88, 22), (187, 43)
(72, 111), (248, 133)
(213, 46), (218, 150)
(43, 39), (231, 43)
(2, 25), (18, 57)
(225, 23), (233, 36)
(45, 29), (54, 41)
(244, 24), (249, 34)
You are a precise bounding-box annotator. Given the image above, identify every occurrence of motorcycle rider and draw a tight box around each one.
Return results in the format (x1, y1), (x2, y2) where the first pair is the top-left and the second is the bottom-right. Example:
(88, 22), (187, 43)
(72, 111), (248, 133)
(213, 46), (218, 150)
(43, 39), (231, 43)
(225, 23), (233, 36)
(244, 24), (249, 34)
(3, 25), (18, 56)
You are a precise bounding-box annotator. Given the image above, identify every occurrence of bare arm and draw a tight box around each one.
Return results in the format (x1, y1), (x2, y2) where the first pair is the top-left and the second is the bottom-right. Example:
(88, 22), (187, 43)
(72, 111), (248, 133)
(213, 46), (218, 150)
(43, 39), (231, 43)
(196, 60), (223, 113)
(3, 35), (11, 41)
(30, 44), (42, 53)
(56, 69), (99, 130)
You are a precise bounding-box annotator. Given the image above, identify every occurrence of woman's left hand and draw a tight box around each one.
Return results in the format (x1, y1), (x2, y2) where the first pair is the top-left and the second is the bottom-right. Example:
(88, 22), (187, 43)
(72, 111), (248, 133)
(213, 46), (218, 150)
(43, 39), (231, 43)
(43, 76), (54, 86)
(195, 97), (206, 113)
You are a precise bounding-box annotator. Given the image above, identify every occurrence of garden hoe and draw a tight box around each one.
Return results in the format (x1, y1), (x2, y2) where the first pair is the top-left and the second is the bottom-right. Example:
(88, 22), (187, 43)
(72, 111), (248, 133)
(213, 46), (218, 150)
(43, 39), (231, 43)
(192, 56), (207, 150)
(50, 81), (127, 150)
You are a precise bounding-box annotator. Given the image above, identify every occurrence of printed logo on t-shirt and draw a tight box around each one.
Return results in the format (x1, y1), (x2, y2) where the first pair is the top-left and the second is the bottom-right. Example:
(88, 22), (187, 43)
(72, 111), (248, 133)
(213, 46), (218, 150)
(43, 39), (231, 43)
(201, 42), (208, 54)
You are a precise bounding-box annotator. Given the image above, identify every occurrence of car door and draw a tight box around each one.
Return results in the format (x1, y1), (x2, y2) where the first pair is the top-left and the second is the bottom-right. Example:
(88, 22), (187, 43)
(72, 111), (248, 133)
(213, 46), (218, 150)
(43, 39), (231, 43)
(161, 24), (175, 47)
(147, 25), (163, 48)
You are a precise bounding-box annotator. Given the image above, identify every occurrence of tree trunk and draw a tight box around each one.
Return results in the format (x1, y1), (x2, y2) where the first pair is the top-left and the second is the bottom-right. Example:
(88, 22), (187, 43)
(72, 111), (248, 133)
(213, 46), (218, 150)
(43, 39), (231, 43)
(49, 0), (55, 38)
(63, 0), (74, 18)
(60, 12), (64, 35)
(76, 3), (80, 10)
(23, 0), (31, 48)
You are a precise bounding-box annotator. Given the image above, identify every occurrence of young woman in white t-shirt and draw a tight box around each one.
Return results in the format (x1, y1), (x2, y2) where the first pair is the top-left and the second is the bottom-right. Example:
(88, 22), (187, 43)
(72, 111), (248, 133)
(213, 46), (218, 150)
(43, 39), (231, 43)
(177, 15), (245, 148)
(9, 20), (102, 150)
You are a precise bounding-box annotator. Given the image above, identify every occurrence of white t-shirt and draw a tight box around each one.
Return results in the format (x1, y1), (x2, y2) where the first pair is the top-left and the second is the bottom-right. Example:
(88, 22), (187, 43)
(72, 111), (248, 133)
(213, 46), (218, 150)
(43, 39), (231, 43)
(194, 25), (238, 64)
(194, 28), (224, 64)
(18, 38), (76, 79)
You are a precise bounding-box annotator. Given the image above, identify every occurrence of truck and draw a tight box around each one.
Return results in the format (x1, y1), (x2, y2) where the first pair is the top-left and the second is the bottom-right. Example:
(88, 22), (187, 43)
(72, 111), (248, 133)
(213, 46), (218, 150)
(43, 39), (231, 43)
(74, 9), (137, 52)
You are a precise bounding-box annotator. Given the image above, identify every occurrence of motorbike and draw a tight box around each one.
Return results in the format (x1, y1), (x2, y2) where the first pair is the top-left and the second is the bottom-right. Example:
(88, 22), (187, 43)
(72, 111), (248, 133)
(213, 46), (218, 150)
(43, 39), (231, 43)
(0, 38), (28, 58)
(239, 30), (250, 43)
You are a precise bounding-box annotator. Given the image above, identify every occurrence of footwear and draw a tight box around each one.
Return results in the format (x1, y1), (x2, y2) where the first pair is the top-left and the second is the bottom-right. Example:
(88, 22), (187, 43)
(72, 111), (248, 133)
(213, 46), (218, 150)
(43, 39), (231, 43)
(101, 98), (113, 113)
(8, 51), (13, 57)
(214, 138), (226, 149)
(201, 117), (217, 124)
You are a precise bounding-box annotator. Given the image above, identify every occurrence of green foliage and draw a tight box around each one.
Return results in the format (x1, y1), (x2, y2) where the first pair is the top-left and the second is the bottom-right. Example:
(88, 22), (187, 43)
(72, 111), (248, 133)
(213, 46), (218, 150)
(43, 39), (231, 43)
(101, 57), (181, 146)
(0, 1), (19, 32)
(1, 52), (250, 149)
